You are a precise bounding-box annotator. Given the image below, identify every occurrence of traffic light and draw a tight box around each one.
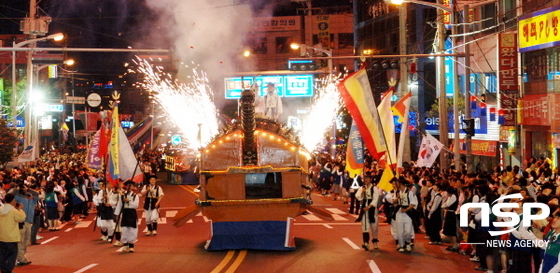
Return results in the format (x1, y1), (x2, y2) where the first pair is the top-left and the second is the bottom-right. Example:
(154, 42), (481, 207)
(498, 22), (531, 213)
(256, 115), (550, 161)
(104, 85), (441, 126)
(371, 60), (398, 70)
(288, 60), (317, 71)
(462, 118), (475, 136)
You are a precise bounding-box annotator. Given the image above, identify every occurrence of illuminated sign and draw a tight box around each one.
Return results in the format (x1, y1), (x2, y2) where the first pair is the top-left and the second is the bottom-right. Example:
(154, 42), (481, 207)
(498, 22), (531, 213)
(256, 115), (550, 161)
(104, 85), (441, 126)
(224, 75), (314, 99)
(171, 135), (181, 145)
(284, 75), (313, 97)
(224, 78), (253, 99)
(46, 104), (64, 112)
(121, 121), (134, 128)
(519, 6), (560, 52)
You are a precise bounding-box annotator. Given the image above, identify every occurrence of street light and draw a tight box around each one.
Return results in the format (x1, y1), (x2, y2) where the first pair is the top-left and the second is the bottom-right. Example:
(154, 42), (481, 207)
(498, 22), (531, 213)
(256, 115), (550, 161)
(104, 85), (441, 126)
(290, 43), (333, 81)
(12, 32), (64, 148)
(63, 59), (77, 151)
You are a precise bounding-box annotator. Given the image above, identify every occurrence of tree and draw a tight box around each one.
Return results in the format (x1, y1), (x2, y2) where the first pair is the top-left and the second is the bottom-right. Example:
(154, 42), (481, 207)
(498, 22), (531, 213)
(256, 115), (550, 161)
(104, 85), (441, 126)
(0, 118), (18, 166)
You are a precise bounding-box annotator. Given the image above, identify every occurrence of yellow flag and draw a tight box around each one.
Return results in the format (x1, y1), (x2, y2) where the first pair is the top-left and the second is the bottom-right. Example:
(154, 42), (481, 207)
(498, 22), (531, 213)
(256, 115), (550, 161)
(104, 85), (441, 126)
(377, 164), (394, 192)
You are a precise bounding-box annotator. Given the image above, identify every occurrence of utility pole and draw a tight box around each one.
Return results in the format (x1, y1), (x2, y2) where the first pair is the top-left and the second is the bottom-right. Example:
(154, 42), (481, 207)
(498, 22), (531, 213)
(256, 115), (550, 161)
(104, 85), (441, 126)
(437, 0), (448, 170)
(463, 4), (473, 173)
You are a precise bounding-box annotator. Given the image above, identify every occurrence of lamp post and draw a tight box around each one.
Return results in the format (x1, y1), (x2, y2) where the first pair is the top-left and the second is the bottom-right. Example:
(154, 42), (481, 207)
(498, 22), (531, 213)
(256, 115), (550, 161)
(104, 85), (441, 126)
(12, 32), (64, 147)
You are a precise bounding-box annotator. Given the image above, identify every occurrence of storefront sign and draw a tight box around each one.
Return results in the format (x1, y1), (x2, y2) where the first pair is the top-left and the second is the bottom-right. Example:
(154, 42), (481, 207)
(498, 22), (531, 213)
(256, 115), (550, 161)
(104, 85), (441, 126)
(519, 6), (560, 53)
(457, 139), (498, 156)
(519, 94), (549, 126)
(498, 33), (519, 126)
(251, 16), (300, 32)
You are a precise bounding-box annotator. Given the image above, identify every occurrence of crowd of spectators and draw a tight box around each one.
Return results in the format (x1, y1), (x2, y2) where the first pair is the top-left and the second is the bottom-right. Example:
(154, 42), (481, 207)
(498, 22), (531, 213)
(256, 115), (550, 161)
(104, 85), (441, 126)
(310, 150), (560, 273)
(0, 149), (164, 268)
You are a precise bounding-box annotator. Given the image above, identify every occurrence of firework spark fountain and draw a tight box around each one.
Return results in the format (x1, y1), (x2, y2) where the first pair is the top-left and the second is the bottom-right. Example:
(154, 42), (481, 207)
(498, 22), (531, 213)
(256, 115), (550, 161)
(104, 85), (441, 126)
(301, 80), (342, 152)
(134, 57), (219, 149)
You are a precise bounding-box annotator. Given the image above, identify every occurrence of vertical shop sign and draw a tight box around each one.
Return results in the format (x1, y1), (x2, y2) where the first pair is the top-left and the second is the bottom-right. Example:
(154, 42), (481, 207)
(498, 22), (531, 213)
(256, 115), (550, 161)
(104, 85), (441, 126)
(498, 33), (519, 126)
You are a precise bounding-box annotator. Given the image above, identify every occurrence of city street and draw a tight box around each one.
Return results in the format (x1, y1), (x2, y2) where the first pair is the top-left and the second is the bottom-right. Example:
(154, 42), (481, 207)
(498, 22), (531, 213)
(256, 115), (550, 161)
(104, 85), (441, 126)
(17, 176), (475, 273)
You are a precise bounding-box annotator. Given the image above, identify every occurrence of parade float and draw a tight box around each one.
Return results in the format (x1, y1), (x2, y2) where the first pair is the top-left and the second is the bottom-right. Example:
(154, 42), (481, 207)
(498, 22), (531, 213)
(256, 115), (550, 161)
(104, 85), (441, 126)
(173, 88), (333, 251)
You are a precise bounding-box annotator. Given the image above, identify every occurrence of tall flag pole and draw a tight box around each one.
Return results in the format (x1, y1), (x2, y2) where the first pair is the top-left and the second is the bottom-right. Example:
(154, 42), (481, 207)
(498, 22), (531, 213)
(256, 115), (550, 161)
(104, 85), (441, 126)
(393, 91), (412, 172)
(346, 119), (364, 178)
(337, 64), (387, 159)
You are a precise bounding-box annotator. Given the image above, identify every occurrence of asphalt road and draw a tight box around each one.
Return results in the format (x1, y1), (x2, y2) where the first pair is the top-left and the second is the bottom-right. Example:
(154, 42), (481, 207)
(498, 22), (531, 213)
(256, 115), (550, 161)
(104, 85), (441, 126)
(17, 177), (477, 273)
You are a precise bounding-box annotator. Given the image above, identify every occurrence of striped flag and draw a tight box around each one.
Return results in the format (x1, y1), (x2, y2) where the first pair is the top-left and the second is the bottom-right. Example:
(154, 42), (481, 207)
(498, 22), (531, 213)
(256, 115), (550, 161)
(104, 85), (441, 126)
(346, 120), (364, 178)
(337, 65), (386, 159)
(107, 103), (139, 185)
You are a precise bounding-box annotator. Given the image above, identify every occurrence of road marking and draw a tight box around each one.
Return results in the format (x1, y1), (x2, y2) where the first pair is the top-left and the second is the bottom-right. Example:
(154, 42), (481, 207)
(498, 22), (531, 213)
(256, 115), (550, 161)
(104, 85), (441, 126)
(41, 236), (59, 245)
(65, 228), (73, 232)
(326, 208), (347, 214)
(367, 260), (383, 273)
(225, 250), (247, 273)
(73, 263), (98, 273)
(302, 214), (321, 221)
(210, 250), (235, 273)
(166, 210), (178, 217)
(342, 237), (361, 250)
(203, 216), (209, 222)
(323, 224), (333, 229)
(75, 221), (92, 228)
(332, 214), (347, 221)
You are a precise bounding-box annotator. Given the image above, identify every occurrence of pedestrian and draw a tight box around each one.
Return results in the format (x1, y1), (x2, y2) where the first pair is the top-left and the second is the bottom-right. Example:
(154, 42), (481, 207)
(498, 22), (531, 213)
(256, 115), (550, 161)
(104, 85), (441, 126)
(394, 177), (418, 252)
(70, 180), (86, 224)
(0, 193), (26, 273)
(442, 186), (460, 252)
(426, 183), (443, 245)
(13, 182), (37, 266)
(93, 182), (116, 242)
(116, 180), (139, 253)
(141, 175), (164, 236)
(356, 172), (380, 250)
(44, 182), (60, 231)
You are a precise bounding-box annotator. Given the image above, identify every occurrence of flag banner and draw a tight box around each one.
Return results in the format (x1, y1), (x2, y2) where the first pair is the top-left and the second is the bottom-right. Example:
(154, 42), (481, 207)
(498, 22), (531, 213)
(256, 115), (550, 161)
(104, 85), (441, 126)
(378, 90), (396, 167)
(337, 65), (387, 159)
(87, 130), (103, 170)
(417, 132), (445, 167)
(377, 164), (394, 192)
(76, 111), (100, 132)
(18, 141), (37, 162)
(394, 91), (412, 170)
(61, 122), (69, 143)
(392, 91), (412, 123)
(346, 120), (364, 178)
(107, 104), (139, 185)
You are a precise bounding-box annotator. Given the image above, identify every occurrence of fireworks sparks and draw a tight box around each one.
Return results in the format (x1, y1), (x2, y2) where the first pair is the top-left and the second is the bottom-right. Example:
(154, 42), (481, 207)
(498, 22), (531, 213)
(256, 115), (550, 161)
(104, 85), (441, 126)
(300, 80), (342, 152)
(134, 57), (219, 149)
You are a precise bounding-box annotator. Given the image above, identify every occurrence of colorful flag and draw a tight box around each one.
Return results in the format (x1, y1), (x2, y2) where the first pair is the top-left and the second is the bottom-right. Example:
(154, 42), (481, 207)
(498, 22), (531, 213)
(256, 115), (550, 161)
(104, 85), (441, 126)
(416, 132), (445, 167)
(108, 104), (139, 185)
(377, 164), (394, 192)
(392, 91), (412, 123)
(346, 120), (364, 178)
(337, 65), (386, 159)
(378, 90), (396, 167)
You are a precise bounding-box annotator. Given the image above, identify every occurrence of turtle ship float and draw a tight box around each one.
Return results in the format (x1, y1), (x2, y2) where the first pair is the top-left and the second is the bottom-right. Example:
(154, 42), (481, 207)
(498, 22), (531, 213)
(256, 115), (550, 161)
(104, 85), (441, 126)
(173, 88), (333, 251)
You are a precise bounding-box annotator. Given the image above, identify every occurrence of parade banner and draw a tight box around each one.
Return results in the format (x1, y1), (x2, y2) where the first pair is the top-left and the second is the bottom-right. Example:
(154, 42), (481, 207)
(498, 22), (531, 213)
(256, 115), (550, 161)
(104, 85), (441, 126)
(377, 164), (394, 192)
(87, 130), (102, 170)
(338, 65), (387, 159)
(346, 120), (364, 178)
(108, 103), (140, 185)
(392, 91), (411, 123)
(416, 133), (444, 167)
